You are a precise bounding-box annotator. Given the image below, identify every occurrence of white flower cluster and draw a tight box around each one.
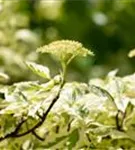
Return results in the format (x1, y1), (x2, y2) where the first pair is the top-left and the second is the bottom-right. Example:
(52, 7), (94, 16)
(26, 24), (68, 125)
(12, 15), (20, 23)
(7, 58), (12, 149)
(37, 40), (94, 64)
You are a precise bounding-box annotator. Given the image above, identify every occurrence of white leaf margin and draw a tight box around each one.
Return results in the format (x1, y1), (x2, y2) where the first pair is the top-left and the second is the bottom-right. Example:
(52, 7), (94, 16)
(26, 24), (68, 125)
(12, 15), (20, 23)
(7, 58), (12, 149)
(26, 61), (51, 80)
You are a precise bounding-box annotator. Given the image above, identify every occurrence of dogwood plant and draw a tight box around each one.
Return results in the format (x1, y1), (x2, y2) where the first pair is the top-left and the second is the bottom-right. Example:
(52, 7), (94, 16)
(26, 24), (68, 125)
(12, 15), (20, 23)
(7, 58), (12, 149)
(0, 40), (135, 150)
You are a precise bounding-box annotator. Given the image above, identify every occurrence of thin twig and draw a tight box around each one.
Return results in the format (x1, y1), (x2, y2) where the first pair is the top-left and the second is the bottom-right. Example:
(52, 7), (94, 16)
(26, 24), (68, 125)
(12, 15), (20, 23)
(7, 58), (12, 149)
(115, 110), (123, 131)
(0, 119), (26, 141)
(0, 81), (65, 141)
(32, 130), (44, 141)
(15, 94), (60, 137)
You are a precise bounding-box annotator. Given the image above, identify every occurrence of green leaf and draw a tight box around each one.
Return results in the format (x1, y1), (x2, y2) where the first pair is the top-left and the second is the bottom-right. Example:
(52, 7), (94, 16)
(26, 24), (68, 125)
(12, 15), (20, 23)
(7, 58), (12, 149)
(0, 72), (9, 83)
(26, 61), (51, 80)
(0, 101), (10, 110)
(125, 102), (134, 118)
(43, 136), (67, 148)
(67, 129), (79, 149)
(110, 130), (129, 139)
(0, 101), (28, 115)
(0, 114), (16, 137)
(126, 127), (135, 141)
(89, 84), (117, 109)
(124, 102), (135, 129)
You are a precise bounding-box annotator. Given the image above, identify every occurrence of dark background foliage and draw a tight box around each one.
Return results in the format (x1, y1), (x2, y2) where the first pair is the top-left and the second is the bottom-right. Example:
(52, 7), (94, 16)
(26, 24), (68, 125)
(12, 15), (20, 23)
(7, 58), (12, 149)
(0, 0), (135, 83)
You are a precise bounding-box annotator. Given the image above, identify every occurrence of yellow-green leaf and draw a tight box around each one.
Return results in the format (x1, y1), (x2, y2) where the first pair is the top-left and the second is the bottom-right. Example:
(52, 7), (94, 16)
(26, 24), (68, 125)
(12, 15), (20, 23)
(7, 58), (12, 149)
(26, 61), (51, 80)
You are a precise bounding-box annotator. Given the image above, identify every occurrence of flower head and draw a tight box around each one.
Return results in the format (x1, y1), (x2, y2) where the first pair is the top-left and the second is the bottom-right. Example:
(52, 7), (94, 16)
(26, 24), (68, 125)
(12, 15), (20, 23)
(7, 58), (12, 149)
(37, 40), (94, 64)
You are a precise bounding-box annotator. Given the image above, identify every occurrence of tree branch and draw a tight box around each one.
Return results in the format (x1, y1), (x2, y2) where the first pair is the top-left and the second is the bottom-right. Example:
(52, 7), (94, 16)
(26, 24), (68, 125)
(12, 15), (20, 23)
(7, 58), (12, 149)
(0, 81), (65, 141)
(15, 94), (60, 137)
(0, 119), (26, 141)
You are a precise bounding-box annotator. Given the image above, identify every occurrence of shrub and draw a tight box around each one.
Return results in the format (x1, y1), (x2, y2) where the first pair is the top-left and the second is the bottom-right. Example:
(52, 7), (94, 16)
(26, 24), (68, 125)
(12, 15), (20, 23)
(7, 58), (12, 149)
(0, 40), (135, 149)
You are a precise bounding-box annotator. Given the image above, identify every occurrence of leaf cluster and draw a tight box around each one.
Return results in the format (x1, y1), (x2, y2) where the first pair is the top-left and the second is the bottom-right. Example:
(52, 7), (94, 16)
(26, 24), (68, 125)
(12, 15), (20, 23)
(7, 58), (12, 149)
(0, 40), (135, 149)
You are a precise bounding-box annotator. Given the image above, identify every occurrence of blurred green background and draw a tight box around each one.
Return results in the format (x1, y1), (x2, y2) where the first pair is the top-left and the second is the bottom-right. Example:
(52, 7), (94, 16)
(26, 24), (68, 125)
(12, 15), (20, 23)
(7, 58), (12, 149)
(0, 0), (135, 84)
